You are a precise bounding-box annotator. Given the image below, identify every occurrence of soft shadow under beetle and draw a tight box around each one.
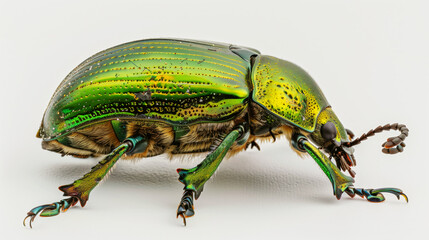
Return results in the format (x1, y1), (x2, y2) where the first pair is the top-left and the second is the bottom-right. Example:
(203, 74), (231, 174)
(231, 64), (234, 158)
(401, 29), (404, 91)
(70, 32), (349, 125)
(24, 39), (409, 227)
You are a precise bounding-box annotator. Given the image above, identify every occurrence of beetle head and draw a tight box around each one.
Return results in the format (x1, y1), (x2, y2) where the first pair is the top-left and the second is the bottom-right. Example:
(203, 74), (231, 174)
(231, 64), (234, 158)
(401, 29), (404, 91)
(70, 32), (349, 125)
(309, 107), (356, 177)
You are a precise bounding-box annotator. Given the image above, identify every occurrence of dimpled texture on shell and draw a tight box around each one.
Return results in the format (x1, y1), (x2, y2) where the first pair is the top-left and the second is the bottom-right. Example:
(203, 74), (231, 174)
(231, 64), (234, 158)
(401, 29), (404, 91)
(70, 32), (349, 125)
(40, 39), (251, 140)
(251, 55), (329, 132)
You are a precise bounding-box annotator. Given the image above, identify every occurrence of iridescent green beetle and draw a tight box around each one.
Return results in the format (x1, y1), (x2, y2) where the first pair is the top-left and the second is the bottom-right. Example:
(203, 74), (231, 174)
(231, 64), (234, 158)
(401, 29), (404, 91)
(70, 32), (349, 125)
(24, 39), (409, 227)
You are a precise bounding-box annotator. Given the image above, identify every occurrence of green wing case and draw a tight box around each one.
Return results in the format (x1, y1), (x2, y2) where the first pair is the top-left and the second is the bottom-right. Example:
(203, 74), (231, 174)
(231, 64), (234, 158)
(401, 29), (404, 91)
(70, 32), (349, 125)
(251, 55), (329, 132)
(40, 39), (252, 140)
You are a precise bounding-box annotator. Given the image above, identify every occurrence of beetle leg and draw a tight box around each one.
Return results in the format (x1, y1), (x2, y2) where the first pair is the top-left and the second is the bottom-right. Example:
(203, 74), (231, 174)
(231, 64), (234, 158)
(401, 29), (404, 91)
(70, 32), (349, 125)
(23, 197), (78, 228)
(269, 128), (276, 142)
(245, 140), (260, 151)
(345, 187), (408, 203)
(291, 133), (355, 199)
(24, 136), (147, 228)
(176, 125), (246, 225)
(176, 190), (195, 226)
(250, 140), (261, 151)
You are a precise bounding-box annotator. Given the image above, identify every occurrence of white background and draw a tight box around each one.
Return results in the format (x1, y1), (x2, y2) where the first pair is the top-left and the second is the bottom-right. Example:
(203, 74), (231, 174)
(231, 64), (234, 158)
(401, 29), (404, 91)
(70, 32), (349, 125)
(1, 0), (428, 239)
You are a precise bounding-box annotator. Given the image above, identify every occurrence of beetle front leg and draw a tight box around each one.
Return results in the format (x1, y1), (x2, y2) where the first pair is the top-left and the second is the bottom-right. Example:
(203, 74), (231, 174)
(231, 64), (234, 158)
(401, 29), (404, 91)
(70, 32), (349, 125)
(291, 133), (408, 203)
(292, 133), (355, 199)
(176, 125), (247, 225)
(24, 136), (147, 228)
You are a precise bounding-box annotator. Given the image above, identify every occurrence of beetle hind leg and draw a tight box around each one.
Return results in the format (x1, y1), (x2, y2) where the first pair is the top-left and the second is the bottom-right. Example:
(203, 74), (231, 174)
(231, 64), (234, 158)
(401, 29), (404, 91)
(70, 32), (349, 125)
(23, 197), (78, 228)
(345, 187), (408, 203)
(24, 136), (147, 228)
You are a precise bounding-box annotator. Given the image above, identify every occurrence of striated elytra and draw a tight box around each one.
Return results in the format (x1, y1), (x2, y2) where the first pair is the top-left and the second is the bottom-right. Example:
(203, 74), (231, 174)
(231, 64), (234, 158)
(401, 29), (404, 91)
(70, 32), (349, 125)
(25, 39), (409, 228)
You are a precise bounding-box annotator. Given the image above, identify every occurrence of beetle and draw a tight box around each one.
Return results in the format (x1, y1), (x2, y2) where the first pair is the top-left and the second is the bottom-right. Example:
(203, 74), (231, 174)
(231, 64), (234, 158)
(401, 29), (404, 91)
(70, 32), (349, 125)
(24, 38), (409, 227)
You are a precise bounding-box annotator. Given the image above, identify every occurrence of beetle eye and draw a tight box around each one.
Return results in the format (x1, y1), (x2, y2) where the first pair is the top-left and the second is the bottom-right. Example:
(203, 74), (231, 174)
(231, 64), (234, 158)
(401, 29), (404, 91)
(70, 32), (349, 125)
(321, 121), (337, 141)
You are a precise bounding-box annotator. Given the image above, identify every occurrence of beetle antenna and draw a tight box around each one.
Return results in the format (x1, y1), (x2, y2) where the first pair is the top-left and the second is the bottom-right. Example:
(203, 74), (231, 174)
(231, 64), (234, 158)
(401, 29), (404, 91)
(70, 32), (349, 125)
(345, 123), (409, 154)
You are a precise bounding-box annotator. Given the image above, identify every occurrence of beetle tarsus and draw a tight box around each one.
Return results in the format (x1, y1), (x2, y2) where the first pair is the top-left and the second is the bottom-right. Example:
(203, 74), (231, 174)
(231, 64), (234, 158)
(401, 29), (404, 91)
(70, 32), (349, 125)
(269, 129), (276, 142)
(246, 140), (261, 151)
(345, 187), (408, 203)
(177, 213), (187, 226)
(23, 197), (78, 228)
(176, 190), (195, 226)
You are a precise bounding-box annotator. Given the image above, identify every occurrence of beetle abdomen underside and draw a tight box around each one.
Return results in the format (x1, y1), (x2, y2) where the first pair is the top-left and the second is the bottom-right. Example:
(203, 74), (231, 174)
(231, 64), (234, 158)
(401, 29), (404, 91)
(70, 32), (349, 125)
(41, 118), (247, 159)
(40, 39), (251, 140)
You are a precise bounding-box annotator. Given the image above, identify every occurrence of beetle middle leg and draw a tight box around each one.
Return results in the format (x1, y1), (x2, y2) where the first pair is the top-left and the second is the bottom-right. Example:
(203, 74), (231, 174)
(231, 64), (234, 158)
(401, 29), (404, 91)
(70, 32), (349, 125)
(176, 124), (248, 225)
(23, 136), (147, 228)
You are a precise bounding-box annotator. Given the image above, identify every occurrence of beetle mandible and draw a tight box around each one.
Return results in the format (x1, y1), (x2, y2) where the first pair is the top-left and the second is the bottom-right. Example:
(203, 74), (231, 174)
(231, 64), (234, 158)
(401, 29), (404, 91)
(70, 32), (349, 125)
(24, 39), (409, 227)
